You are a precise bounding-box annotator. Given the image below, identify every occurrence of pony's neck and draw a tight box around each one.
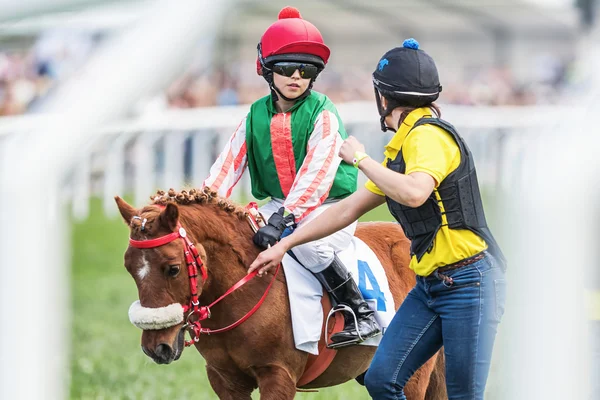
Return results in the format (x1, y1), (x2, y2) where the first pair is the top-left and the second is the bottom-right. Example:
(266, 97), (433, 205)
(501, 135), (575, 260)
(177, 204), (262, 304)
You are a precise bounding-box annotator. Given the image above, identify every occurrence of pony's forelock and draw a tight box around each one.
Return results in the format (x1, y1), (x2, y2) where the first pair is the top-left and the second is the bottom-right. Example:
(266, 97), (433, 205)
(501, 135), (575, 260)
(150, 187), (247, 220)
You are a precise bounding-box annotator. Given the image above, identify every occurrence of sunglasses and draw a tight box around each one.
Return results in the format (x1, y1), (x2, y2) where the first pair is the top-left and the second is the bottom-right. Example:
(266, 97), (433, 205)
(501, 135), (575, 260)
(272, 62), (320, 79)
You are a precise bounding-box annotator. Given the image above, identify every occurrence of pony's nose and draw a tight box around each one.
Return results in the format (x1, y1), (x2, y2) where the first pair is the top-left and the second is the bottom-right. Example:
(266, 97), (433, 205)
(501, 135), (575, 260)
(154, 343), (174, 364)
(141, 345), (153, 358)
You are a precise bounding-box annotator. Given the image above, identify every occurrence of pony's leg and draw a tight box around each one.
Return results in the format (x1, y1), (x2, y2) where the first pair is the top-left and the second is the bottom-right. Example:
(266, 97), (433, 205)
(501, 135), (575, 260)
(206, 365), (255, 400)
(404, 356), (438, 400)
(425, 351), (448, 400)
(254, 365), (297, 400)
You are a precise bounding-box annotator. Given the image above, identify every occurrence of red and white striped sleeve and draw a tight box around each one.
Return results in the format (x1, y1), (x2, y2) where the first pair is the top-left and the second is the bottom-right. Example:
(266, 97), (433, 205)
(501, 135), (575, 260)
(283, 110), (344, 222)
(202, 117), (248, 198)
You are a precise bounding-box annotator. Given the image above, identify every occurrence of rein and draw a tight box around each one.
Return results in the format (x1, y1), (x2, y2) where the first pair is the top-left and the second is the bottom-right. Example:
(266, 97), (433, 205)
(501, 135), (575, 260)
(129, 203), (279, 346)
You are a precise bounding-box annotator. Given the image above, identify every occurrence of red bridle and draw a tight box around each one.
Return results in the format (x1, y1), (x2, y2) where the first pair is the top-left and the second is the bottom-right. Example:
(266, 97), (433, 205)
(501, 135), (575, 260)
(128, 212), (280, 346)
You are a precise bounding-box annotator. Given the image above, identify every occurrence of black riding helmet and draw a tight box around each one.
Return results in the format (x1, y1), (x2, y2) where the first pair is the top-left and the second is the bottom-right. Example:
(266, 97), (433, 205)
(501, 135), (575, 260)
(373, 38), (443, 132)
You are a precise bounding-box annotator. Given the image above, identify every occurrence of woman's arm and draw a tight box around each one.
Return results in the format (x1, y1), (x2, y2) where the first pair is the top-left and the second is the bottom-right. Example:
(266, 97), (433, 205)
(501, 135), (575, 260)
(358, 158), (435, 208)
(285, 187), (385, 248)
(248, 187), (385, 275)
(339, 136), (435, 208)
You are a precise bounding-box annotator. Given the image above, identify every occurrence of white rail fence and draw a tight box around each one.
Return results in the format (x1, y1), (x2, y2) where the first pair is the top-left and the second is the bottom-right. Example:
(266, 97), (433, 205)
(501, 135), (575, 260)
(0, 102), (563, 220)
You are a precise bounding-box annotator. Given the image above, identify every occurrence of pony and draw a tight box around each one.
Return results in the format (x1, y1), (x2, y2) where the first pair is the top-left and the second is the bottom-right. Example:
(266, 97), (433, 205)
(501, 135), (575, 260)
(115, 187), (446, 399)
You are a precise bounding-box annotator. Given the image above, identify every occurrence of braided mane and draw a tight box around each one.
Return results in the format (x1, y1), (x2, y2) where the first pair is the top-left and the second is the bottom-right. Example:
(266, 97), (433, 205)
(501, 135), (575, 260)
(150, 187), (247, 220)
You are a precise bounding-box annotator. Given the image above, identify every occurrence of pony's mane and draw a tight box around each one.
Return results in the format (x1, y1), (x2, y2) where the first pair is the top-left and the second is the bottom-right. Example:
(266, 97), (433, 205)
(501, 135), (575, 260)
(150, 187), (247, 220)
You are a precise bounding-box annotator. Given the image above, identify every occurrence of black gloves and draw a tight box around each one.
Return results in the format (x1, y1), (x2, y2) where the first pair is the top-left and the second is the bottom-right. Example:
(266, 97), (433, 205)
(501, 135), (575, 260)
(253, 207), (296, 249)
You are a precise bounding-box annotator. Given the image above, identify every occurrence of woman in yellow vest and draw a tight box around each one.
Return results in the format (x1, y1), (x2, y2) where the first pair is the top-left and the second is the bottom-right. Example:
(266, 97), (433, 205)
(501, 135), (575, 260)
(249, 38), (507, 399)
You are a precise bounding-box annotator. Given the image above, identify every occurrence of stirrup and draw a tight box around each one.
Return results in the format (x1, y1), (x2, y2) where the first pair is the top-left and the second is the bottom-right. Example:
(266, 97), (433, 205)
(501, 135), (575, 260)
(327, 337), (362, 350)
(324, 304), (365, 349)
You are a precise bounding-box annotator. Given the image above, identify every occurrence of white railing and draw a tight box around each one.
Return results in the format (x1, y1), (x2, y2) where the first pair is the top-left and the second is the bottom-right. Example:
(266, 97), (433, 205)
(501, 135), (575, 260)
(0, 102), (566, 220)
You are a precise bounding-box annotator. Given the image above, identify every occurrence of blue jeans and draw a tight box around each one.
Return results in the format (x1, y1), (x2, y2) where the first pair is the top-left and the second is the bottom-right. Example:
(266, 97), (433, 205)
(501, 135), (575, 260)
(365, 253), (506, 400)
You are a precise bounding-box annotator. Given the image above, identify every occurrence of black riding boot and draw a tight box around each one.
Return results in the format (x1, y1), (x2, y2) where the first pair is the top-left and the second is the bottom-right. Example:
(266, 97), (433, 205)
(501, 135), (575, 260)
(314, 255), (381, 348)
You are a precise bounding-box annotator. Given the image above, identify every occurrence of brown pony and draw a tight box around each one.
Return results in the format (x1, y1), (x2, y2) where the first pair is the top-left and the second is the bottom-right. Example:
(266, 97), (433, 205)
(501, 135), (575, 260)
(115, 188), (446, 399)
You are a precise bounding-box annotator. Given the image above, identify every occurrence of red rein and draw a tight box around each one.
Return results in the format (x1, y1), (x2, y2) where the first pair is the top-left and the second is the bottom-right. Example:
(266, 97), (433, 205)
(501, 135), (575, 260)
(129, 215), (280, 346)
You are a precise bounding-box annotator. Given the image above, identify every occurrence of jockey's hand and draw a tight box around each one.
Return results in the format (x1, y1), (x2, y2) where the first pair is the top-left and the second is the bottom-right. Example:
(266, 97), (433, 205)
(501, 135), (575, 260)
(252, 207), (296, 249)
(248, 242), (288, 277)
(339, 136), (366, 165)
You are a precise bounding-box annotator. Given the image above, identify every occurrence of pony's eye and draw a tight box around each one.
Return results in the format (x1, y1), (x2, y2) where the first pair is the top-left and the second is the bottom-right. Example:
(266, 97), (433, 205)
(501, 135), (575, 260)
(167, 265), (180, 277)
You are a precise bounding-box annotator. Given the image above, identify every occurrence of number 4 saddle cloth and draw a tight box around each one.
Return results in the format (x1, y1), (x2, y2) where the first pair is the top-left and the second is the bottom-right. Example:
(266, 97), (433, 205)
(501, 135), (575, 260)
(283, 237), (395, 355)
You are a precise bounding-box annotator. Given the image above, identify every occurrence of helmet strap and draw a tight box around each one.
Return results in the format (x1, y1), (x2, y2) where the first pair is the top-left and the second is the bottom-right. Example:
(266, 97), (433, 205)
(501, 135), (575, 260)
(265, 70), (315, 103)
(271, 80), (314, 102)
(375, 88), (398, 132)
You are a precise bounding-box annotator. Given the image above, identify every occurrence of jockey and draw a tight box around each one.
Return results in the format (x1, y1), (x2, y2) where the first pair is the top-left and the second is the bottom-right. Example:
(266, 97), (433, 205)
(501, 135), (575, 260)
(202, 6), (381, 347)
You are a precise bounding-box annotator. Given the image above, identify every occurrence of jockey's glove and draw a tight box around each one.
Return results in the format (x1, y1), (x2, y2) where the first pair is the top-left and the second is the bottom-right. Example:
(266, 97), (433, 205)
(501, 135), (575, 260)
(253, 207), (296, 249)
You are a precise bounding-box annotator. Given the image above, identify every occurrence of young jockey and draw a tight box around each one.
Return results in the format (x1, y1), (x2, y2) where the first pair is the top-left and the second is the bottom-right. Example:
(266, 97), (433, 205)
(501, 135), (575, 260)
(202, 6), (380, 347)
(249, 38), (507, 399)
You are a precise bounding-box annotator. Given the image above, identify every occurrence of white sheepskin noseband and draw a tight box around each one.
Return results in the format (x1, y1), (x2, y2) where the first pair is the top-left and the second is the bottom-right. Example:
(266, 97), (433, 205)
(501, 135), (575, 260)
(128, 300), (185, 330)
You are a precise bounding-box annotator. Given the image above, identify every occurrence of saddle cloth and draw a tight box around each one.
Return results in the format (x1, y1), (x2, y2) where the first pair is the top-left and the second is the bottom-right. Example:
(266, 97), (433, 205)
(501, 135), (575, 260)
(283, 236), (396, 355)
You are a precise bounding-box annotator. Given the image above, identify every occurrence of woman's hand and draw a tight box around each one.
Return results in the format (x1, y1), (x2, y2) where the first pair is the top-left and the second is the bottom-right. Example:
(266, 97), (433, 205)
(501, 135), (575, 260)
(339, 136), (366, 164)
(248, 242), (288, 276)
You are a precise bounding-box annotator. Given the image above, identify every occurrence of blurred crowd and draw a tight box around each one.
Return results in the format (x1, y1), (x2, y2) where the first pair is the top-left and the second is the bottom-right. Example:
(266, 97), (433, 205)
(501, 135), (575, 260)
(0, 51), (51, 115)
(164, 59), (577, 110)
(0, 35), (580, 116)
(0, 31), (96, 116)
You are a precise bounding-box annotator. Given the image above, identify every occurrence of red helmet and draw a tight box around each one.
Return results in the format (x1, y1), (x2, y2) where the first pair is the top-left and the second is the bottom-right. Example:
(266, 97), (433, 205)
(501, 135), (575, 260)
(256, 7), (330, 76)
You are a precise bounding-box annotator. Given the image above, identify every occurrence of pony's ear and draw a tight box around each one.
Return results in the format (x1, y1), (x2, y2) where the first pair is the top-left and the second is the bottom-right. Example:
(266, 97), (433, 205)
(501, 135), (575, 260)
(159, 203), (179, 232)
(114, 196), (137, 224)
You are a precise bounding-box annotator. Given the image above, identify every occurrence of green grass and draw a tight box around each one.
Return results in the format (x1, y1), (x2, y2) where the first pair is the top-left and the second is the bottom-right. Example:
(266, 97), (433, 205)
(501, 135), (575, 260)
(70, 198), (392, 399)
(359, 204), (394, 223)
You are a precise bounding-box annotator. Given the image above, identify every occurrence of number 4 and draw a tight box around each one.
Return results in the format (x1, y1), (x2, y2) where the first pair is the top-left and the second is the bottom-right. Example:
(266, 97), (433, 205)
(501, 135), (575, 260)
(357, 260), (386, 312)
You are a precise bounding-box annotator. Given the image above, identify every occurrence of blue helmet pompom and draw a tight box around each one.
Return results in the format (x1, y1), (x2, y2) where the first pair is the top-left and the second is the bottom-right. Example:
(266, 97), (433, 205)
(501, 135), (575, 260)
(403, 38), (419, 50)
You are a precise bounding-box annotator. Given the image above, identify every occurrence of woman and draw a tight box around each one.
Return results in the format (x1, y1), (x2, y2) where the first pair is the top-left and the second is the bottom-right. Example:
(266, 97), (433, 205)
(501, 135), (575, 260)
(249, 38), (507, 399)
(203, 6), (381, 348)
